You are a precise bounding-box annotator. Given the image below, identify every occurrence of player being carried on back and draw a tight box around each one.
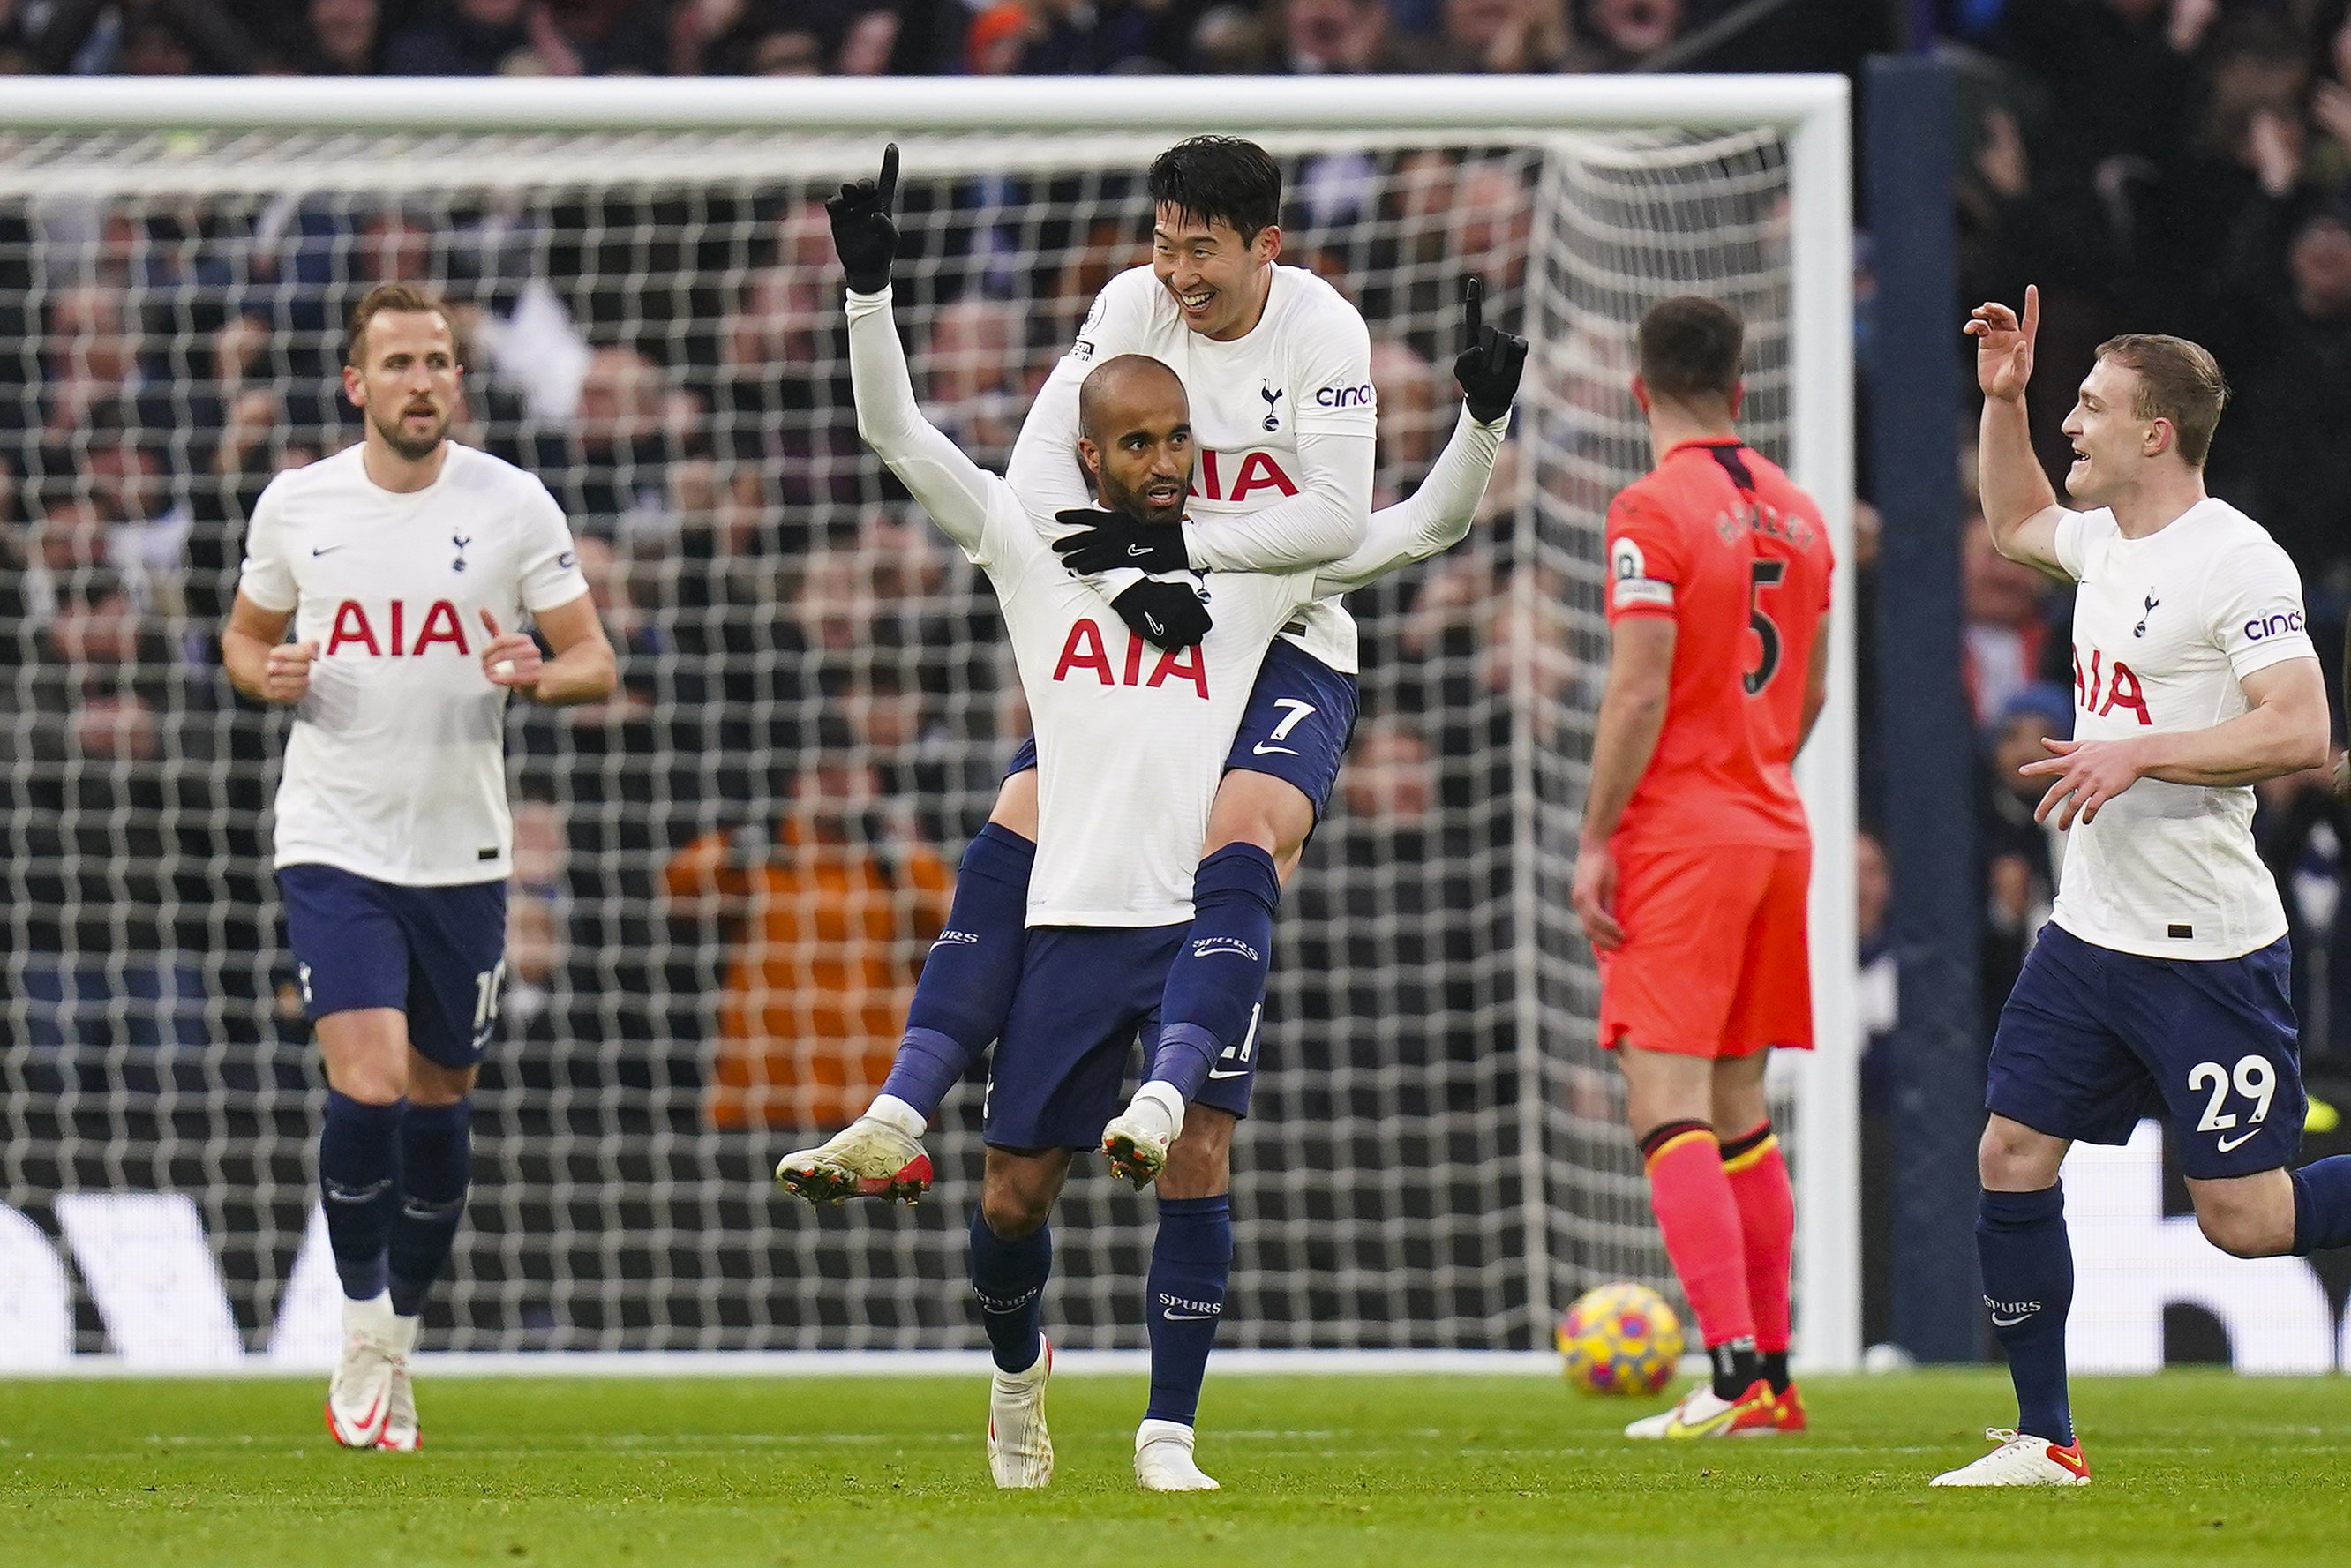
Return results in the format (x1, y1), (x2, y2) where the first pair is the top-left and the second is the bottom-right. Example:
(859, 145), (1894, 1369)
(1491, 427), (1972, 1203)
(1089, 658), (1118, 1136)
(1570, 296), (1829, 1442)
(777, 136), (1511, 1202)
(221, 283), (617, 1451)
(828, 146), (1521, 1491)
(1935, 289), (2351, 1487)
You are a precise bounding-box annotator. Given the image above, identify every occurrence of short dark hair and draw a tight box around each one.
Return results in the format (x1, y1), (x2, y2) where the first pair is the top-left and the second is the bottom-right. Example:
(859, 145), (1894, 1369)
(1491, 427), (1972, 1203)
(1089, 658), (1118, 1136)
(1148, 136), (1281, 244)
(2094, 334), (2230, 468)
(345, 281), (455, 368)
(1636, 295), (1744, 404)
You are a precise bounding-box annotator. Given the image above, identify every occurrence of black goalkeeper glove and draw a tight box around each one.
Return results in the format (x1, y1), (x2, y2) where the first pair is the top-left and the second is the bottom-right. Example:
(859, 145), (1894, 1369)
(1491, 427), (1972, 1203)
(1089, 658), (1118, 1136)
(1109, 579), (1212, 652)
(1051, 506), (1191, 576)
(826, 143), (900, 296)
(1453, 276), (1529, 424)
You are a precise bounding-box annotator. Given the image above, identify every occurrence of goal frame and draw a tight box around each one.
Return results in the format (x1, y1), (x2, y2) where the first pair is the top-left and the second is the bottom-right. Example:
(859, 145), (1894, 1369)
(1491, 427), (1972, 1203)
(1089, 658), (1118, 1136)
(0, 74), (1858, 1372)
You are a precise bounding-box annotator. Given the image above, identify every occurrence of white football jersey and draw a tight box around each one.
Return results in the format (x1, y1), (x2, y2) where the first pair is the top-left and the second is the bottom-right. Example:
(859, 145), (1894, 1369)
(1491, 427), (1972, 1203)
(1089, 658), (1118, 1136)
(1008, 263), (1377, 673)
(2050, 499), (2315, 959)
(848, 289), (1505, 927)
(237, 443), (589, 886)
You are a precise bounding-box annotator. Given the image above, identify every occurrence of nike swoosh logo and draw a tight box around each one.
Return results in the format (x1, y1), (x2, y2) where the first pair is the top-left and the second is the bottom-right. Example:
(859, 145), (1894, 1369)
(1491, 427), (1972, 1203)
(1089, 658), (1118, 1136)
(1991, 1312), (2031, 1328)
(1160, 1310), (1217, 1321)
(1145, 615), (1166, 636)
(312, 546), (345, 556)
(1127, 544), (1153, 558)
(1252, 743), (1299, 756)
(2216, 1129), (2261, 1152)
(1206, 1067), (1249, 1080)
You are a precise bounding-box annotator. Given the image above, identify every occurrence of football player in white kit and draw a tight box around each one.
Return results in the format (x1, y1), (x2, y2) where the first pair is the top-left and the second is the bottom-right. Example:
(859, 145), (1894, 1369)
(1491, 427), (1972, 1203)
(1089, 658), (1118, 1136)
(831, 153), (1519, 1490)
(784, 137), (1520, 1202)
(221, 283), (616, 1451)
(1941, 287), (2351, 1487)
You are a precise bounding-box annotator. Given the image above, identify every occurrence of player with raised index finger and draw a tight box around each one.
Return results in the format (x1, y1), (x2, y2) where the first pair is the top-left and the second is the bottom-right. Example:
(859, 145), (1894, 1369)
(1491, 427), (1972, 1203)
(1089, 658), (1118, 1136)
(783, 139), (1520, 1191)
(221, 283), (616, 1452)
(1935, 286), (2351, 1486)
(818, 144), (1521, 1492)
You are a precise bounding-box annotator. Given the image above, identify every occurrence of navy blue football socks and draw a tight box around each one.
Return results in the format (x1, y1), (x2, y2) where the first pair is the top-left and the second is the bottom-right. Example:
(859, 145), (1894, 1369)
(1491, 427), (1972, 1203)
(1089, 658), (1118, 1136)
(883, 823), (1036, 1122)
(388, 1099), (472, 1318)
(969, 1207), (1051, 1374)
(1977, 1183), (2075, 1446)
(1144, 1194), (1233, 1428)
(319, 1090), (402, 1302)
(2290, 1156), (2351, 1255)
(1151, 844), (1281, 1102)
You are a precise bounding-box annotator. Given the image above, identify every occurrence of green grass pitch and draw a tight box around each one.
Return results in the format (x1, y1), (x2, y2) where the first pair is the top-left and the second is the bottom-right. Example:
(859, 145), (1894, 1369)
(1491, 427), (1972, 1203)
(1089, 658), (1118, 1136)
(4, 1370), (2347, 1566)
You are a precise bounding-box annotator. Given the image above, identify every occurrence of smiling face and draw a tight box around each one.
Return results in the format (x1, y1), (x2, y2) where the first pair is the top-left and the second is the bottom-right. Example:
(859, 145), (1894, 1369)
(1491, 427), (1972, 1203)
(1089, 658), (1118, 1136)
(1152, 202), (1279, 341)
(1077, 356), (1192, 525)
(344, 308), (460, 462)
(2060, 355), (2159, 506)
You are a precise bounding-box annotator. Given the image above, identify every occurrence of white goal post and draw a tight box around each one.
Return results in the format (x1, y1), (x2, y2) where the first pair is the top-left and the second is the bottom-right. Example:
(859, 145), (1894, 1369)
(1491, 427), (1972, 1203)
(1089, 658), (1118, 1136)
(0, 75), (1855, 1371)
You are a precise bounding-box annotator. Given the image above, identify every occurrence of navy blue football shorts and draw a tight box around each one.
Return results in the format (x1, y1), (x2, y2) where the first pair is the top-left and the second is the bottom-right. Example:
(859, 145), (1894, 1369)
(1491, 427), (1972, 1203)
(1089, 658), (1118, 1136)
(278, 863), (509, 1069)
(1004, 637), (1360, 821)
(1987, 922), (2307, 1181)
(983, 923), (1261, 1151)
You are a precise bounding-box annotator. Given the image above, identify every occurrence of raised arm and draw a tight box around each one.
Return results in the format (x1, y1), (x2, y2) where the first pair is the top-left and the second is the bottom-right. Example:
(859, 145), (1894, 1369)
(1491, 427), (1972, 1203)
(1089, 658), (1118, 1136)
(1313, 409), (1510, 595)
(1966, 285), (2070, 579)
(1311, 284), (1525, 594)
(845, 287), (1001, 559)
(828, 149), (1003, 559)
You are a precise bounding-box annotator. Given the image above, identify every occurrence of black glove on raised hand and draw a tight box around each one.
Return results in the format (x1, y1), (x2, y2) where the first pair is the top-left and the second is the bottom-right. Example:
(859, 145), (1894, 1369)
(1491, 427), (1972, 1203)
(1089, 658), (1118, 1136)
(1453, 276), (1529, 424)
(826, 143), (900, 296)
(1051, 506), (1191, 576)
(1109, 578), (1213, 652)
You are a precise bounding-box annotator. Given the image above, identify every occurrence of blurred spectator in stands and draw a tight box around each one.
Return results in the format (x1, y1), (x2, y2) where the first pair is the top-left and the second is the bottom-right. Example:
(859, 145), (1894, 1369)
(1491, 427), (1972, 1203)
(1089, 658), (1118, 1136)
(1979, 680), (2071, 1009)
(82, 412), (190, 621)
(964, 0), (1033, 71)
(552, 343), (672, 537)
(919, 296), (1028, 473)
(1560, 0), (1678, 71)
(3, 568), (217, 1088)
(2208, 200), (2351, 588)
(1277, 0), (1401, 73)
(1434, 0), (1565, 72)
(31, 0), (259, 74)
(0, 0), (33, 71)
(385, 0), (593, 74)
(663, 745), (954, 1131)
(1014, 0), (1193, 73)
(1960, 512), (2055, 726)
(1369, 336), (1439, 502)
(289, 0), (382, 71)
(40, 283), (140, 447)
(1288, 714), (1484, 1091)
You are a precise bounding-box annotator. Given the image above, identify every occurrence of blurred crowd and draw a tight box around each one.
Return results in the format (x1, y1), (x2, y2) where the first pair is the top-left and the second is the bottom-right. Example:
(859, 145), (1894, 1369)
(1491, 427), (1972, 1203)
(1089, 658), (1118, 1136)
(0, 0), (1874, 80)
(0, 149), (1551, 1129)
(1923, 0), (2351, 1082)
(11, 0), (2351, 1137)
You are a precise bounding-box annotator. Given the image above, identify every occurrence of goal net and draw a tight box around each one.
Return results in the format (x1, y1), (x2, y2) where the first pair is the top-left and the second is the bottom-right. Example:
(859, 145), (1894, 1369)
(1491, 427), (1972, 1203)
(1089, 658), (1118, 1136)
(0, 79), (1853, 1367)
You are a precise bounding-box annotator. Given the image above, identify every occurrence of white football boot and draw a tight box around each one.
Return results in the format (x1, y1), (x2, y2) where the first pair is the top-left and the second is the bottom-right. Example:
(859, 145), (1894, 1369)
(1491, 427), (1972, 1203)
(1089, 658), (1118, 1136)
(775, 1116), (933, 1205)
(1930, 1428), (2090, 1487)
(986, 1338), (1054, 1489)
(375, 1314), (424, 1452)
(324, 1292), (400, 1448)
(1622, 1378), (1778, 1439)
(1102, 1084), (1185, 1189)
(1135, 1418), (1221, 1491)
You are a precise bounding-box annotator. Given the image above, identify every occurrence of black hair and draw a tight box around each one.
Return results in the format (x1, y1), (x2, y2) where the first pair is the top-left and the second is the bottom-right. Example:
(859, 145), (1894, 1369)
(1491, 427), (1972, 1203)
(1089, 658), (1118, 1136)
(1147, 136), (1281, 244)
(1636, 295), (1744, 404)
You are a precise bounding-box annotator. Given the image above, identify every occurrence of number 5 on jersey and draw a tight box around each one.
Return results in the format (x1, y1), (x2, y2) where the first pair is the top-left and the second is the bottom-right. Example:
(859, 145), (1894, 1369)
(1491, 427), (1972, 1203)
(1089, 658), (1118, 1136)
(1744, 559), (1785, 696)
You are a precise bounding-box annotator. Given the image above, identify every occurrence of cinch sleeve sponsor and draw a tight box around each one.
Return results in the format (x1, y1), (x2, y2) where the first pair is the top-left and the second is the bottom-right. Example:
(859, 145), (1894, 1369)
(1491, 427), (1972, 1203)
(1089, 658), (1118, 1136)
(516, 476), (591, 615)
(2208, 537), (2315, 680)
(1289, 298), (1376, 438)
(1605, 497), (1681, 619)
(237, 476), (297, 612)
